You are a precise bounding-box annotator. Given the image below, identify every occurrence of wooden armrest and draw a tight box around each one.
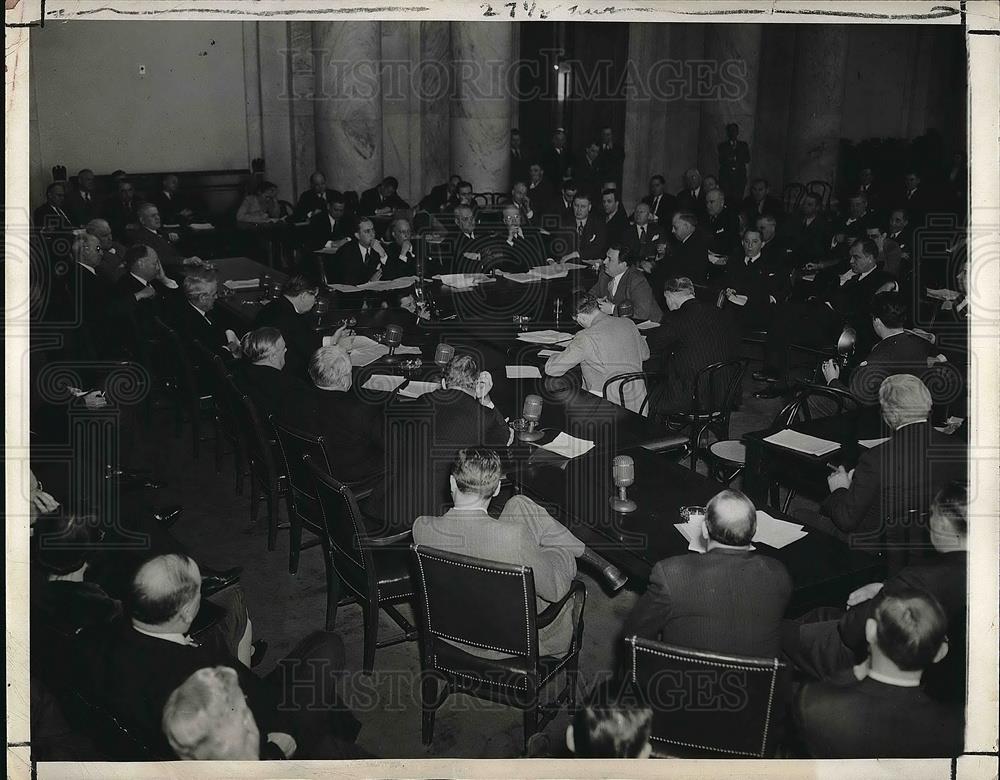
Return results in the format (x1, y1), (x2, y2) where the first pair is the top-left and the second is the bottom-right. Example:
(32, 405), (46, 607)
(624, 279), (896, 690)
(537, 579), (585, 629)
(363, 529), (413, 548)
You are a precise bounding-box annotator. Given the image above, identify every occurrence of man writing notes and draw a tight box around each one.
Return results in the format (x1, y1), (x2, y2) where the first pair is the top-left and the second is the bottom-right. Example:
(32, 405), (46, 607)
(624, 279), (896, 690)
(588, 246), (662, 323)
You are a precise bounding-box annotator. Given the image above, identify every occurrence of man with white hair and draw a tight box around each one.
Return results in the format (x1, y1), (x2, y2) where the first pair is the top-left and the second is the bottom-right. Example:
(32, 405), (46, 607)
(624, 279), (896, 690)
(172, 270), (240, 355)
(820, 374), (965, 540)
(232, 327), (309, 415)
(86, 217), (129, 281)
(127, 202), (207, 270)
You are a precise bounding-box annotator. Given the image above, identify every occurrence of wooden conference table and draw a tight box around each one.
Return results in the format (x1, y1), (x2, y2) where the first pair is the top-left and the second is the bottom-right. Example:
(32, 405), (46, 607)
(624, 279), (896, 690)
(212, 257), (881, 611)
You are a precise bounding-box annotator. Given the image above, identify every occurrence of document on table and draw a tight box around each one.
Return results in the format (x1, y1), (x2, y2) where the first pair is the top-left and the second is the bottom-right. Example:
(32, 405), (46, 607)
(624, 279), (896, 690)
(348, 337), (421, 367)
(397, 381), (439, 399)
(329, 276), (417, 293)
(859, 437), (890, 449)
(516, 330), (574, 345)
(675, 519), (756, 554)
(433, 273), (491, 288)
(727, 293), (749, 306)
(926, 287), (960, 301)
(752, 510), (808, 549)
(500, 272), (540, 284)
(539, 432), (595, 459)
(188, 222), (215, 231)
(763, 429), (840, 457)
(528, 265), (568, 279)
(538, 348), (563, 357)
(506, 365), (542, 379)
(223, 278), (259, 290)
(362, 374), (406, 393)
(636, 320), (660, 330)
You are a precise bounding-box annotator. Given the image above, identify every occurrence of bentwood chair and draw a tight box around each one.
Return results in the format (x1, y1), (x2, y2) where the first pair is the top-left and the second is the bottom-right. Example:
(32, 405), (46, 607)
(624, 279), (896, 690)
(668, 359), (748, 470)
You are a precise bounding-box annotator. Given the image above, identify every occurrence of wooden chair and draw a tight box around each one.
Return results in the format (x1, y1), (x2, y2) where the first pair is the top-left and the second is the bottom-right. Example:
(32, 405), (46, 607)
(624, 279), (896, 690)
(189, 341), (244, 490)
(782, 182), (805, 215)
(626, 635), (788, 758)
(411, 544), (587, 754)
(603, 372), (691, 456)
(306, 457), (417, 672)
(668, 359), (748, 470)
(152, 317), (213, 458)
(806, 180), (833, 212)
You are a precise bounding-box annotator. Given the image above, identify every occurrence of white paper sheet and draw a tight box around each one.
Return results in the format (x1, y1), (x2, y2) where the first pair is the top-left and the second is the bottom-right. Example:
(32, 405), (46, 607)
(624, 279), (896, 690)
(539, 432), (595, 459)
(500, 272), (540, 284)
(433, 273), (490, 288)
(727, 293), (749, 306)
(926, 287), (960, 301)
(223, 278), (259, 290)
(516, 330), (574, 345)
(397, 381), (439, 399)
(506, 365), (542, 379)
(328, 276), (417, 293)
(752, 510), (808, 549)
(859, 437), (890, 449)
(763, 429), (840, 457)
(537, 349), (562, 357)
(636, 320), (660, 330)
(528, 265), (568, 279)
(188, 222), (215, 231)
(361, 374), (406, 393)
(348, 337), (421, 367)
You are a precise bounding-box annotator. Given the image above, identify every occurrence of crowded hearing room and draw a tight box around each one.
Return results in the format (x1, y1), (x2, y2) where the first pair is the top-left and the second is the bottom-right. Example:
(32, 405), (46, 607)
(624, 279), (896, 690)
(20, 8), (988, 767)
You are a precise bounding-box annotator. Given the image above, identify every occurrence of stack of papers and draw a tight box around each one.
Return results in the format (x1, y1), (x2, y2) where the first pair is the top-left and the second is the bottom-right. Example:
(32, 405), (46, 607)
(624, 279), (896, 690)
(328, 276), (417, 293)
(538, 433), (595, 459)
(361, 374), (406, 393)
(506, 365), (542, 379)
(675, 518), (756, 554)
(188, 222), (215, 231)
(433, 273), (491, 288)
(348, 337), (421, 367)
(516, 330), (574, 345)
(636, 321), (660, 330)
(763, 429), (840, 457)
(859, 437), (890, 449)
(223, 278), (260, 290)
(752, 510), (808, 548)
(926, 287), (960, 301)
(528, 265), (568, 280)
(397, 381), (439, 399)
(500, 272), (540, 284)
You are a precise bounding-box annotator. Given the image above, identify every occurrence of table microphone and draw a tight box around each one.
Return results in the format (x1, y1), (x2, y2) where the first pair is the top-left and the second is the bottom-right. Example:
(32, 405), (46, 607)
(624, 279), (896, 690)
(384, 324), (403, 363)
(434, 342), (455, 368)
(579, 547), (628, 592)
(518, 394), (544, 442)
(609, 455), (637, 513)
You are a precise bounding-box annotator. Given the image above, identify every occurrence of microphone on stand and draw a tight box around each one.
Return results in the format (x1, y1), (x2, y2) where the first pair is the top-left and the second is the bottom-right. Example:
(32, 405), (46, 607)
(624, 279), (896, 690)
(434, 342), (455, 369)
(609, 455), (637, 513)
(384, 324), (403, 363)
(517, 394), (544, 442)
(578, 547), (628, 592)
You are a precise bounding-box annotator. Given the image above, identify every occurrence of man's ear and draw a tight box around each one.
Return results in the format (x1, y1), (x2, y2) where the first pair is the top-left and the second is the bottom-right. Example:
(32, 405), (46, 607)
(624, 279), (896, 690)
(491, 481), (502, 499)
(865, 617), (877, 646)
(565, 724), (575, 755)
(932, 638), (949, 665)
(448, 475), (458, 495)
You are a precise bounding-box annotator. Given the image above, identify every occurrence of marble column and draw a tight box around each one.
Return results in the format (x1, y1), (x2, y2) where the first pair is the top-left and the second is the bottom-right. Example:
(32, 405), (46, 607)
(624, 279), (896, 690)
(257, 22), (296, 201)
(622, 22), (671, 204)
(312, 21), (383, 194)
(698, 24), (762, 190)
(664, 23), (706, 193)
(289, 21), (316, 196)
(784, 26), (849, 186)
(418, 22), (453, 197)
(751, 25), (796, 190)
(450, 22), (514, 193)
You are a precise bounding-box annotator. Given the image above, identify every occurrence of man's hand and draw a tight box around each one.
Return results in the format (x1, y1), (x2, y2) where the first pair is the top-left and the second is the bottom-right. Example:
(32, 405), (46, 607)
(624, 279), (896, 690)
(328, 324), (355, 352)
(82, 390), (108, 409)
(597, 298), (615, 315)
(803, 262), (819, 272)
(474, 370), (495, 408)
(847, 581), (884, 608)
(266, 732), (297, 759)
(372, 239), (387, 259)
(463, 251), (481, 261)
(400, 239), (413, 257)
(134, 285), (157, 302)
(821, 359), (841, 384)
(560, 251), (580, 263)
(827, 465), (854, 492)
(183, 255), (208, 268)
(30, 483), (60, 516)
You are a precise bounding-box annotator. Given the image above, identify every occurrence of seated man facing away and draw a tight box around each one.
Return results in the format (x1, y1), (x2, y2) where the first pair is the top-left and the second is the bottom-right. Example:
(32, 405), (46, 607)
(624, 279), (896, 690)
(80, 554), (362, 759)
(588, 245), (662, 323)
(412, 448), (584, 658)
(232, 327), (310, 416)
(251, 274), (322, 376)
(821, 374), (965, 541)
(162, 666), (293, 760)
(566, 683), (653, 759)
(544, 292), (649, 414)
(793, 590), (962, 758)
(622, 489), (791, 659)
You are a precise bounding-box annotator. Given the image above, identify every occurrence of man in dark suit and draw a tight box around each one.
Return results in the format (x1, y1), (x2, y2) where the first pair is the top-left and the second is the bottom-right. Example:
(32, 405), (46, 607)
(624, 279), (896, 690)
(506, 181), (541, 228)
(542, 127), (574, 185)
(887, 208), (913, 259)
(292, 171), (342, 222)
(830, 193), (872, 262)
(717, 123), (751, 204)
(308, 194), (354, 253)
(382, 354), (512, 527)
(621, 203), (668, 266)
(901, 170), (933, 221)
(600, 189), (630, 247)
(33, 181), (76, 230)
(644, 276), (740, 416)
(623, 489), (792, 658)
(150, 174), (195, 225)
(359, 176), (410, 218)
(449, 204), (491, 274)
(65, 168), (100, 226)
(793, 590), (962, 758)
(232, 327), (310, 415)
(664, 211), (709, 284)
(526, 163), (555, 214)
(588, 246), (662, 323)
(575, 141), (603, 201)
(509, 129), (531, 188)
(757, 214), (795, 274)
(251, 274), (322, 377)
(67, 232), (123, 359)
(557, 193), (607, 265)
(596, 126), (625, 190)
(821, 374), (965, 542)
(112, 245), (179, 361)
(546, 179), (578, 228)
(480, 205), (548, 273)
(740, 178), (783, 226)
(102, 179), (140, 239)
(703, 188), (740, 268)
(86, 218), (129, 282)
(326, 218), (385, 287)
(418, 175), (461, 214)
(127, 203), (208, 271)
(78, 554), (362, 759)
(376, 217), (433, 280)
(791, 193), (833, 271)
(675, 168), (707, 221)
(641, 175), (677, 229)
(720, 227), (786, 331)
(170, 270), (240, 365)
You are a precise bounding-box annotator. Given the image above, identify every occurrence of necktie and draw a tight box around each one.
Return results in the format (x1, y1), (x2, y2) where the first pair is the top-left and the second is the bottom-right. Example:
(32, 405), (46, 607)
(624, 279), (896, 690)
(653, 195), (660, 212)
(83, 192), (90, 202)
(639, 226), (646, 240)
(577, 222), (584, 237)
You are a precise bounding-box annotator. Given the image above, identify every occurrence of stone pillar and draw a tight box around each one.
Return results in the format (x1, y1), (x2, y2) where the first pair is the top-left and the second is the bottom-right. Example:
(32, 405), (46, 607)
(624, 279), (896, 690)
(784, 26), (849, 186)
(312, 21), (383, 194)
(751, 25), (796, 190)
(664, 23), (706, 193)
(622, 23), (669, 205)
(418, 22), (453, 197)
(698, 24), (762, 197)
(450, 22), (514, 193)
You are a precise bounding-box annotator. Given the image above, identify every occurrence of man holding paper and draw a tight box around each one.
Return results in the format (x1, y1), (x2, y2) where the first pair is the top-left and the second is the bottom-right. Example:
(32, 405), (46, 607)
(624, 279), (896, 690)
(588, 246), (662, 323)
(543, 292), (649, 414)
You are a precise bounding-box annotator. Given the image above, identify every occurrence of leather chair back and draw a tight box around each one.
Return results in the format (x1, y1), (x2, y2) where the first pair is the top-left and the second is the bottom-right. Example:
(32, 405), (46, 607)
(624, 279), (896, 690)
(230, 379), (281, 486)
(271, 419), (331, 537)
(412, 544), (538, 659)
(626, 635), (786, 758)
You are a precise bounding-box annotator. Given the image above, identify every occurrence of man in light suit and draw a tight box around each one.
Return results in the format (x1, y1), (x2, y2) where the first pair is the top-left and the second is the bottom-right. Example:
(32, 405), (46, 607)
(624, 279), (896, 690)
(544, 292), (649, 414)
(412, 448), (585, 659)
(589, 246), (661, 322)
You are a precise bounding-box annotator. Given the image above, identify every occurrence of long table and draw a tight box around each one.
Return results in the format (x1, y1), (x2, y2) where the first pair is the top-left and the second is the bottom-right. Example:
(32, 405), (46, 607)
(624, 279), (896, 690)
(213, 256), (881, 610)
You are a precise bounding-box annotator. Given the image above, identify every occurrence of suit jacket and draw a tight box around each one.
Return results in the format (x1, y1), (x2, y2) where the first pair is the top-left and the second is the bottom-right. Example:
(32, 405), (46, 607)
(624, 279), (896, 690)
(327, 240), (379, 286)
(102, 197), (139, 239)
(170, 299), (228, 351)
(792, 215), (832, 267)
(412, 495), (585, 658)
(794, 671), (963, 758)
(704, 207), (740, 258)
(251, 296), (321, 377)
(308, 210), (354, 252)
(828, 267), (896, 353)
(596, 144), (625, 185)
(150, 190), (191, 225)
(232, 362), (311, 417)
(126, 226), (185, 268)
(567, 214), (607, 263)
(760, 236), (796, 274)
(821, 421), (966, 537)
(837, 551), (966, 703)
(544, 315), (650, 413)
(574, 157), (604, 199)
(69, 264), (128, 360)
(418, 183), (457, 214)
(480, 229), (548, 273)
(641, 192), (678, 228)
(527, 179), (556, 214)
(623, 548), (792, 658)
(664, 230), (709, 283)
(112, 272), (178, 359)
(724, 254), (786, 329)
(718, 139), (750, 181)
(380, 239), (426, 281)
(541, 145), (574, 184)
(645, 297), (740, 415)
(359, 187), (410, 216)
(621, 222), (667, 263)
(740, 194), (784, 224)
(589, 267), (662, 323)
(65, 189), (99, 226)
(675, 187), (707, 221)
(450, 231), (492, 274)
(842, 331), (938, 404)
(603, 205), (630, 246)
(293, 188), (342, 221)
(509, 147), (530, 187)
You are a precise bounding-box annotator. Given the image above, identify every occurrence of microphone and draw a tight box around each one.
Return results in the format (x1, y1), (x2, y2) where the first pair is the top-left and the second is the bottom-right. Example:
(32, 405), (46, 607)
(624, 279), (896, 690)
(609, 455), (637, 513)
(517, 394), (544, 442)
(579, 547), (628, 592)
(384, 324), (403, 363)
(434, 342), (455, 369)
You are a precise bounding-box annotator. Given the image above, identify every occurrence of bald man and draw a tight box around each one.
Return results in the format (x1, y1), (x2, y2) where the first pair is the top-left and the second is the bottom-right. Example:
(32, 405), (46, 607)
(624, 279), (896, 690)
(86, 218), (129, 281)
(622, 489), (791, 658)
